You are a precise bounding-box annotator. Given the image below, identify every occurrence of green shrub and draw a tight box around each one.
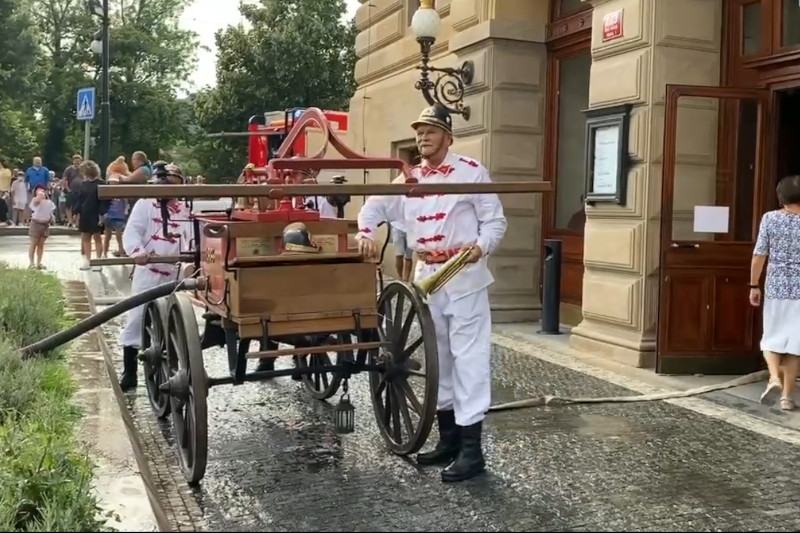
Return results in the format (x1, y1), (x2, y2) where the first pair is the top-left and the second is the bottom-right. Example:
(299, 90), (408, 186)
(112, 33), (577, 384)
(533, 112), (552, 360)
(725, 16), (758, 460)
(0, 263), (70, 351)
(0, 265), (110, 532)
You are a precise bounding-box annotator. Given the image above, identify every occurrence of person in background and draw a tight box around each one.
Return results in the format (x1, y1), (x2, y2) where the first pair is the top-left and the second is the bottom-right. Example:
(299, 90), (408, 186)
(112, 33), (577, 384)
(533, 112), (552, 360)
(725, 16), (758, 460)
(27, 184), (56, 269)
(103, 157), (130, 258)
(391, 225), (414, 282)
(120, 151), (153, 184)
(11, 172), (28, 225)
(0, 159), (11, 197)
(63, 154), (83, 227)
(25, 156), (50, 193)
(75, 160), (108, 272)
(0, 192), (10, 225)
(750, 175), (800, 411)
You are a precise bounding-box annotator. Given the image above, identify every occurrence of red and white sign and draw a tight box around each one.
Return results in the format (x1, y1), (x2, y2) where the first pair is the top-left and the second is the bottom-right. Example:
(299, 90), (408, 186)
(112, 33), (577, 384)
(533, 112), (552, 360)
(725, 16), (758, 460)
(602, 9), (624, 42)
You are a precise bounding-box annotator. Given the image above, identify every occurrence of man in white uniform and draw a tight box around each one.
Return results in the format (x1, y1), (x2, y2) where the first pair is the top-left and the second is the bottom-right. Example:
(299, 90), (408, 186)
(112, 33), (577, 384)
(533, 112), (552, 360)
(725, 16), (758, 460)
(355, 104), (507, 482)
(118, 163), (194, 391)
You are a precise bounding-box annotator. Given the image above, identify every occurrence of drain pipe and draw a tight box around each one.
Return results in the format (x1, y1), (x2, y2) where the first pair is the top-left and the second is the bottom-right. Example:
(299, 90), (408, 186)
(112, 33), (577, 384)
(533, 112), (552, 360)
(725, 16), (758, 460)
(20, 278), (203, 358)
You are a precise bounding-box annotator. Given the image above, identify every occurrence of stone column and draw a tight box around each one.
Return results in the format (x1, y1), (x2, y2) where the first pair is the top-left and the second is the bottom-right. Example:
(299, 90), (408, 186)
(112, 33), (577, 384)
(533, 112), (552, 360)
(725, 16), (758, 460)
(448, 0), (549, 322)
(569, 0), (723, 367)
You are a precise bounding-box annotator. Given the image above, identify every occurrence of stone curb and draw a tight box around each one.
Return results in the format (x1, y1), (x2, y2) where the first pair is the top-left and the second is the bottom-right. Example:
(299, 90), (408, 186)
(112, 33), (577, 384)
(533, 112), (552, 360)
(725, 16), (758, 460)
(66, 280), (175, 532)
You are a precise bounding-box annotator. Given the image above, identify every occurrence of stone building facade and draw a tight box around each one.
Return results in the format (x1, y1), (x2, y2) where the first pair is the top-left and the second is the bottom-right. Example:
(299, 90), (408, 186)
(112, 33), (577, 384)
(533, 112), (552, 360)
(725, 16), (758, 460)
(348, 0), (794, 373)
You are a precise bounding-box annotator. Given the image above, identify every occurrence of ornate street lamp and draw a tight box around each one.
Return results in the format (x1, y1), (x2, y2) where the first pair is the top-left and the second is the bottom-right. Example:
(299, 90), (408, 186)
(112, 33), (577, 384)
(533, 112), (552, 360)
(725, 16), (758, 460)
(411, 0), (474, 120)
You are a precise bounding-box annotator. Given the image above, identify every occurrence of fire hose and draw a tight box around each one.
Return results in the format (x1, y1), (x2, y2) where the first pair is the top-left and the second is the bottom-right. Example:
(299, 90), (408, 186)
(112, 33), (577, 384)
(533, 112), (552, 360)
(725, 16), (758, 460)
(19, 278), (201, 358)
(486, 369), (768, 413)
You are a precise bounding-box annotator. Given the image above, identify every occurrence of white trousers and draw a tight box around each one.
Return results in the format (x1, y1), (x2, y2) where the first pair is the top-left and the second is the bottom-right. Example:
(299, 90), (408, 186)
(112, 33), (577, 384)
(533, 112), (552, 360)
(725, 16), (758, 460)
(119, 267), (176, 348)
(428, 287), (492, 426)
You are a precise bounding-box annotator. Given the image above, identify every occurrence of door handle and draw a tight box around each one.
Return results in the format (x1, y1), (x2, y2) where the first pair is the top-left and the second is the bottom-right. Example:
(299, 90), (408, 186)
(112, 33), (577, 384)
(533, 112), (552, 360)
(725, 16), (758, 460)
(670, 243), (700, 249)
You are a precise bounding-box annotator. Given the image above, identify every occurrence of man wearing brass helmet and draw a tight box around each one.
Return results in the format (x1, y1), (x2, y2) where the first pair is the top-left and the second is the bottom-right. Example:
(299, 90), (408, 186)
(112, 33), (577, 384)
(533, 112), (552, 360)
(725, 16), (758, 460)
(355, 103), (507, 482)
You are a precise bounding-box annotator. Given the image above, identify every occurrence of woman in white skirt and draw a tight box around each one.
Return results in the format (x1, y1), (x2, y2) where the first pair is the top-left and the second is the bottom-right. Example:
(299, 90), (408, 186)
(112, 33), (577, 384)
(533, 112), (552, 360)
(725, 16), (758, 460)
(750, 175), (800, 411)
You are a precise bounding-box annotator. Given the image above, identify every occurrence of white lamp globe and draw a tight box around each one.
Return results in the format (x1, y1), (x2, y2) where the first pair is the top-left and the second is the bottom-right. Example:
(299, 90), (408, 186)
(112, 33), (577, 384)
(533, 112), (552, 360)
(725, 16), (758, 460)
(90, 38), (103, 55)
(411, 0), (440, 40)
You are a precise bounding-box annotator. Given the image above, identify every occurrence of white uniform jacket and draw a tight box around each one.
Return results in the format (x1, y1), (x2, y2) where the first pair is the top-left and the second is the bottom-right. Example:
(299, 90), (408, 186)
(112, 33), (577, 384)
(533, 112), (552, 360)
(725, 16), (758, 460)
(120, 199), (194, 347)
(123, 199), (194, 269)
(356, 151), (507, 300)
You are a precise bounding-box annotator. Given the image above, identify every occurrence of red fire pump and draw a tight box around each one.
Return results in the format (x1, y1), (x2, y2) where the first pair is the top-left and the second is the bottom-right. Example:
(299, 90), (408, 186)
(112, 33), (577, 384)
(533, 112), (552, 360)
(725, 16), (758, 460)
(232, 108), (351, 222)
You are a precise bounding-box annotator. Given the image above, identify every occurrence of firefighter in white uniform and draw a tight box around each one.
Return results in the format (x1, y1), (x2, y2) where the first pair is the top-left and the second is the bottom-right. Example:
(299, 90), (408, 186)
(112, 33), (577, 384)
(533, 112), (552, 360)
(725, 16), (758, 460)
(118, 163), (194, 390)
(355, 104), (507, 482)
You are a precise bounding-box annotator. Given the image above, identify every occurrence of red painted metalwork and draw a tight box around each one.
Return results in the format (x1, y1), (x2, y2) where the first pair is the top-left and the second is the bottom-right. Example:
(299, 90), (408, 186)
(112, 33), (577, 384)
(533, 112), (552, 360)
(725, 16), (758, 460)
(232, 107), (414, 223)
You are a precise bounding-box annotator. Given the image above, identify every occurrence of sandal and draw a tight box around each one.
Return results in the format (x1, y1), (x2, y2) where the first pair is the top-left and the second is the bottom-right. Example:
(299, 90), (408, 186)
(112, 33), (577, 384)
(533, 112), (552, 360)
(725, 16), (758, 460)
(760, 379), (782, 405)
(781, 398), (796, 411)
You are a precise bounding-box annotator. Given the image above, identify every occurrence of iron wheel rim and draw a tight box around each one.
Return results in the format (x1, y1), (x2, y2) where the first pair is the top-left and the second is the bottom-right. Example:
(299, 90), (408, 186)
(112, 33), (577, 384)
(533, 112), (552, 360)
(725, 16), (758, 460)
(369, 281), (438, 456)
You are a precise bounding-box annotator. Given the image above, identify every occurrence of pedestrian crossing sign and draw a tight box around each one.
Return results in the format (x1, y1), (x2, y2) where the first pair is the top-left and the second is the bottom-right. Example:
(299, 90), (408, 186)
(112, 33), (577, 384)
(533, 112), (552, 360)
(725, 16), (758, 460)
(77, 87), (96, 121)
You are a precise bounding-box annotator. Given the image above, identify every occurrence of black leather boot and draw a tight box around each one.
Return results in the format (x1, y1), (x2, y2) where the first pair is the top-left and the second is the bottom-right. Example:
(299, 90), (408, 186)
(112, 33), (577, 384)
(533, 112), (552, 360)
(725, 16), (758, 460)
(416, 410), (459, 466)
(119, 346), (139, 391)
(441, 421), (486, 482)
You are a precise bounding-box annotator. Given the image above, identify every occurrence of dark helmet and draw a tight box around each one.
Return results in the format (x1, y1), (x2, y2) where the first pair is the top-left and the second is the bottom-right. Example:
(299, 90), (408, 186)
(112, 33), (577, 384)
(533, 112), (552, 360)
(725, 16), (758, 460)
(151, 161), (186, 184)
(282, 222), (320, 254)
(411, 103), (452, 135)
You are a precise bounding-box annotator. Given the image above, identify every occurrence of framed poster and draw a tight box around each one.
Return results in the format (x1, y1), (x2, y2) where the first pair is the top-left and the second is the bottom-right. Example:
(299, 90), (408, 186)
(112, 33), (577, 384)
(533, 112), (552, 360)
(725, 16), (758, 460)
(583, 103), (632, 205)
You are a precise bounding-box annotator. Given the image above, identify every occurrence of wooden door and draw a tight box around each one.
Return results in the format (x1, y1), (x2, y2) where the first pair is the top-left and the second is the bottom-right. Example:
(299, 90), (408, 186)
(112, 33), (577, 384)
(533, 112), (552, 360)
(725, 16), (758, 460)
(657, 85), (770, 375)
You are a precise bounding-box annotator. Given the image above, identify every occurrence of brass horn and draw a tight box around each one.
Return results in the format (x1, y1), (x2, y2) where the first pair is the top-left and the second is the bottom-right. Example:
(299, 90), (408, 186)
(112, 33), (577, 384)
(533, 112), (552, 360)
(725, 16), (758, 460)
(414, 246), (475, 297)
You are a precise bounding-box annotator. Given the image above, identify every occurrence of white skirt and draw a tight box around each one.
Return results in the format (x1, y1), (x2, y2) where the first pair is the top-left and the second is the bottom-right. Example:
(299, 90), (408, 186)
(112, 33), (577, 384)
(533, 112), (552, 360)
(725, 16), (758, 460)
(761, 298), (800, 356)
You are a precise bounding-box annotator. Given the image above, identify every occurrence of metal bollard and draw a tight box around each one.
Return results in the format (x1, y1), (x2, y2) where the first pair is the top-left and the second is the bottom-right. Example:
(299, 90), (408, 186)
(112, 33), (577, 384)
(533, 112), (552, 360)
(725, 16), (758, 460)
(538, 239), (562, 335)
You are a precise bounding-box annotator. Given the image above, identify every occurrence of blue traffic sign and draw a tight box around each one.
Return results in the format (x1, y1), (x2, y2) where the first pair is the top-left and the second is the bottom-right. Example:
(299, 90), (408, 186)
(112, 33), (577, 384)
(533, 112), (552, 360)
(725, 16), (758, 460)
(76, 87), (96, 121)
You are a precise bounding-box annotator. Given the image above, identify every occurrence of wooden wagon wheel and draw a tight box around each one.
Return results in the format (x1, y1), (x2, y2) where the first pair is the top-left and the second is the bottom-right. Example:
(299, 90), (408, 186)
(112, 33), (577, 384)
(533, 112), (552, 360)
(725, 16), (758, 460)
(296, 332), (353, 401)
(141, 299), (172, 419)
(369, 281), (438, 456)
(166, 292), (208, 485)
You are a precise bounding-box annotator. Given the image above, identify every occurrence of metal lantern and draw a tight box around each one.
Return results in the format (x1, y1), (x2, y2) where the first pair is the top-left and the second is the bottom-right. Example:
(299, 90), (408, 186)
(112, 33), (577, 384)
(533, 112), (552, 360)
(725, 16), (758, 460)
(334, 393), (355, 434)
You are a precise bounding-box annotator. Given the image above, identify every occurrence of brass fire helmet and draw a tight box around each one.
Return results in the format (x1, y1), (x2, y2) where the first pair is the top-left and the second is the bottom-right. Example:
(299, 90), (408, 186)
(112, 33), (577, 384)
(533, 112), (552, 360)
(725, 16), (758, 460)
(281, 222), (321, 254)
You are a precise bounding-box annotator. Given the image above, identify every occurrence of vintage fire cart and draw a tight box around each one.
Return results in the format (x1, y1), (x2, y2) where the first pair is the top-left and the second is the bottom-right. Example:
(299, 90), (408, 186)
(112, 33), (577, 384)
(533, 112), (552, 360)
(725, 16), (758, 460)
(97, 108), (551, 485)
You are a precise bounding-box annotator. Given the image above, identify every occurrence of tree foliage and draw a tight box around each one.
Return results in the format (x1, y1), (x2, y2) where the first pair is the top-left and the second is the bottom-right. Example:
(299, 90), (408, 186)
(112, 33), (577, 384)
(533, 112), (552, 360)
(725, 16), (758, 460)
(0, 0), (40, 165)
(193, 0), (357, 181)
(0, 0), (199, 173)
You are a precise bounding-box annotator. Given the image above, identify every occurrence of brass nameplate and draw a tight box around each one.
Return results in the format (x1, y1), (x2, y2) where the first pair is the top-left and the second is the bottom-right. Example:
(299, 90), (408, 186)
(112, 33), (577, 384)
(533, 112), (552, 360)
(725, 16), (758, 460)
(237, 237), (275, 256)
(313, 234), (339, 253)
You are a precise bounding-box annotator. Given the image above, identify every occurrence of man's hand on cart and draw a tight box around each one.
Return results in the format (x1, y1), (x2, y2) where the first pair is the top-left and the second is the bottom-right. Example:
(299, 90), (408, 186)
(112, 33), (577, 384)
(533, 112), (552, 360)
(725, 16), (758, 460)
(357, 236), (378, 260)
(133, 251), (154, 265)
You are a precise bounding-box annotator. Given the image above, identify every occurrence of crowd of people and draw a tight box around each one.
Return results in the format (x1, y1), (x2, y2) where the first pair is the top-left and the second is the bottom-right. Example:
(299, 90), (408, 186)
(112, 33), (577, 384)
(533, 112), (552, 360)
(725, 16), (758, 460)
(0, 152), (206, 271)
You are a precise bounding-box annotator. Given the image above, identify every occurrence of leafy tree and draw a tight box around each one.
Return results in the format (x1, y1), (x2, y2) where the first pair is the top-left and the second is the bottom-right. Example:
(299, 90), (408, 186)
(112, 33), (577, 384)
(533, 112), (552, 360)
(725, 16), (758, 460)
(0, 0), (41, 165)
(101, 0), (200, 162)
(25, 0), (199, 172)
(193, 0), (357, 181)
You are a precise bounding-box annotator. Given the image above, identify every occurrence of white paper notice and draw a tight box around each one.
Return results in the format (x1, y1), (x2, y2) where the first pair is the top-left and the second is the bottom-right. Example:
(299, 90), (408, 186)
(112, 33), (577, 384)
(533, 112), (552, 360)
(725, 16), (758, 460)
(693, 205), (730, 233)
(592, 125), (620, 195)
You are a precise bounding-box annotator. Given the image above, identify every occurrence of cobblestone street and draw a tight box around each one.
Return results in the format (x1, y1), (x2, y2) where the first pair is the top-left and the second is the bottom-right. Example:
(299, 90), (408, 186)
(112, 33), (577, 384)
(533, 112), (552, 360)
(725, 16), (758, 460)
(3, 235), (800, 531)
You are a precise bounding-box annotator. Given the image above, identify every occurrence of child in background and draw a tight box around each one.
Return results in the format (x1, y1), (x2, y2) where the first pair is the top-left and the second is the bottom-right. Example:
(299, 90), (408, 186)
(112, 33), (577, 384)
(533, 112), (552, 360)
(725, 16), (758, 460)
(11, 172), (28, 225)
(28, 184), (56, 269)
(103, 157), (130, 257)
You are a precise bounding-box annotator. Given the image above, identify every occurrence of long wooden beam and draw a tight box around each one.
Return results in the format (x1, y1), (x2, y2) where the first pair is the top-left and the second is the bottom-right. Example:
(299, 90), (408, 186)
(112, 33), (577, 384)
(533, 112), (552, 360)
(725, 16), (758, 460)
(97, 182), (552, 200)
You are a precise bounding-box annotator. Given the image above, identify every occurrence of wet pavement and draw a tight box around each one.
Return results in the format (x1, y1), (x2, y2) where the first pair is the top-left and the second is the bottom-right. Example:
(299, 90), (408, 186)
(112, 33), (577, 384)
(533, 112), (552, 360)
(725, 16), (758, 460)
(3, 235), (800, 531)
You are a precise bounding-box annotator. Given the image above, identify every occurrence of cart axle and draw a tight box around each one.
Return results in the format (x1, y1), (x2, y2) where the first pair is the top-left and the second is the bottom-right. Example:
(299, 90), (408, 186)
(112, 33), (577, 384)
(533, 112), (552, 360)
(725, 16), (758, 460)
(206, 363), (385, 387)
(245, 341), (387, 360)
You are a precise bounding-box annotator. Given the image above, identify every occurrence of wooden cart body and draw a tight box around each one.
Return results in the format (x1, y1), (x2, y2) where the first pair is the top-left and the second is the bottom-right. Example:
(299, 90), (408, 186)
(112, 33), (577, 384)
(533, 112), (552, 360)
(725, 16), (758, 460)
(194, 215), (379, 340)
